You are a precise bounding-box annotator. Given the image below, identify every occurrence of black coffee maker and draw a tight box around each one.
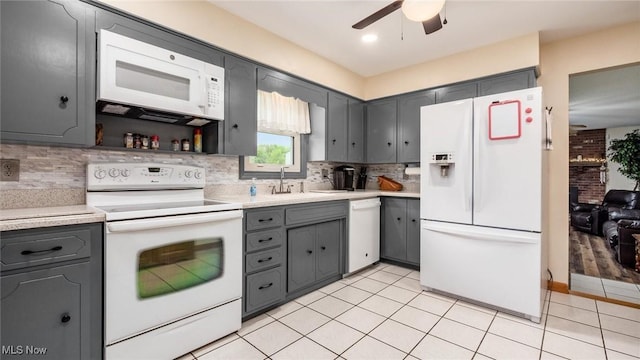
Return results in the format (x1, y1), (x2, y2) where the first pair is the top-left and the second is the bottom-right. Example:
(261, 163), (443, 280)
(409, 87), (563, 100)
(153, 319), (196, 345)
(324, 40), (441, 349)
(333, 165), (355, 191)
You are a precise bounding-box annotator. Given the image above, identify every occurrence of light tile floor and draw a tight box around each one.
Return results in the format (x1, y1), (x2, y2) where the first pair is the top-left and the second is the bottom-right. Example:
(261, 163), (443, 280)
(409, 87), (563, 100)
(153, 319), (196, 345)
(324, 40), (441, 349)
(571, 273), (640, 305)
(182, 263), (640, 360)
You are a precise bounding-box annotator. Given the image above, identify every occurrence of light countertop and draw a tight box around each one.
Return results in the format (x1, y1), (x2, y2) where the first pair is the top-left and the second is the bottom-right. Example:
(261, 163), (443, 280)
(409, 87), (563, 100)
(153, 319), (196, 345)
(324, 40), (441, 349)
(0, 191), (419, 231)
(211, 189), (420, 209)
(0, 205), (105, 232)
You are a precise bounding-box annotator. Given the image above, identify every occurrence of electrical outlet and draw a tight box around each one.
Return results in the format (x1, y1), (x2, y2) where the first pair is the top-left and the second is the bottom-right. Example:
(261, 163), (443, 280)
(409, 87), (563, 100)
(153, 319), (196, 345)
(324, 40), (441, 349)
(1, 159), (20, 181)
(321, 169), (329, 178)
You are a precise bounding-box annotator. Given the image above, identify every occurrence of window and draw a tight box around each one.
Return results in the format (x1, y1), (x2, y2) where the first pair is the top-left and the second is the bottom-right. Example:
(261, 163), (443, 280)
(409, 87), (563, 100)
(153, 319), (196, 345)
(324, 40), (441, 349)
(243, 131), (302, 173)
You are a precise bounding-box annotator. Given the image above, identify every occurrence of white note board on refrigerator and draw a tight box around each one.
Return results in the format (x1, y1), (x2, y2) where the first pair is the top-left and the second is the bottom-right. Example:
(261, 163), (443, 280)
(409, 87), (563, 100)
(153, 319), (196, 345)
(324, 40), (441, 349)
(488, 100), (521, 140)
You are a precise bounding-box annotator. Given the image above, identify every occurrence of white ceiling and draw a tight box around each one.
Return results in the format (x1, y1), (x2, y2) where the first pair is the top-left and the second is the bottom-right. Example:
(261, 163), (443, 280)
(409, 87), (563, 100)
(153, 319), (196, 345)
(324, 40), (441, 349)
(210, 0), (640, 77)
(569, 63), (640, 130)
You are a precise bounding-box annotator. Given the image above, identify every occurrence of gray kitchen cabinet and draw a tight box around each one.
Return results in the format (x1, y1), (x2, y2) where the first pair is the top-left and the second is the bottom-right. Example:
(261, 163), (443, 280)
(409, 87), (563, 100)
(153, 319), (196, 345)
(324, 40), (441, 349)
(0, 223), (103, 360)
(287, 220), (341, 293)
(478, 69), (536, 96)
(347, 99), (365, 163)
(381, 197), (420, 266)
(366, 98), (398, 163)
(1, 0), (95, 146)
(243, 208), (286, 318)
(257, 67), (327, 107)
(327, 92), (349, 162)
(397, 91), (435, 163)
(435, 83), (478, 103)
(225, 55), (258, 156)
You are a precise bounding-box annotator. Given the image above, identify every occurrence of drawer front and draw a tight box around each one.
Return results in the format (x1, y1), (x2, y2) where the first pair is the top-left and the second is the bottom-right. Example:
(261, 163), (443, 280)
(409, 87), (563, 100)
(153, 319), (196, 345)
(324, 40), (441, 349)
(285, 201), (348, 226)
(1, 224), (99, 271)
(245, 267), (285, 314)
(245, 208), (284, 231)
(245, 248), (283, 274)
(246, 228), (284, 253)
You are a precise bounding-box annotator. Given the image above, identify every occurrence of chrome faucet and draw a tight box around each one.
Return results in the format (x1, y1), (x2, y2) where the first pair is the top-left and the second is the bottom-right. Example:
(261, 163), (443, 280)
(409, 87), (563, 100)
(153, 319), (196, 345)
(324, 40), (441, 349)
(272, 167), (292, 194)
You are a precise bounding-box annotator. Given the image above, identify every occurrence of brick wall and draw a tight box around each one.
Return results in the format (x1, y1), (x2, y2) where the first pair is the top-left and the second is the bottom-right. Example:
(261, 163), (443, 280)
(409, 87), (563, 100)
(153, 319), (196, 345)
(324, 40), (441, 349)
(569, 129), (606, 204)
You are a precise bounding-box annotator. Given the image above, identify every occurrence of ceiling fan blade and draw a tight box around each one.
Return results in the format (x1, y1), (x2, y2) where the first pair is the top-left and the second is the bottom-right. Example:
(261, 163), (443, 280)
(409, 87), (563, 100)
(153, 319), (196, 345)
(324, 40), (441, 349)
(422, 13), (443, 34)
(352, 0), (403, 30)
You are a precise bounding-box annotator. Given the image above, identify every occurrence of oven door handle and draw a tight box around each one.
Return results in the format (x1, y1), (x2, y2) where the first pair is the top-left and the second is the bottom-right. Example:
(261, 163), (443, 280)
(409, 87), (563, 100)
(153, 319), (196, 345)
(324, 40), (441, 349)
(107, 210), (243, 233)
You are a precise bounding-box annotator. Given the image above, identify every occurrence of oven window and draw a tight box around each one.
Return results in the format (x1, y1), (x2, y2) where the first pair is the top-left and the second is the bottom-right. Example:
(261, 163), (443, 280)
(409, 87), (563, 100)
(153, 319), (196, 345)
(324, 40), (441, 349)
(137, 238), (223, 299)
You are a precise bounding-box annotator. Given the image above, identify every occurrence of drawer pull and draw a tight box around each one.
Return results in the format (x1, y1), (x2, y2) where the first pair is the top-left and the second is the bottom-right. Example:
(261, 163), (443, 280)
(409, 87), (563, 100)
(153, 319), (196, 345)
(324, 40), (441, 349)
(61, 313), (71, 323)
(257, 256), (273, 263)
(306, 250), (313, 254)
(258, 218), (273, 223)
(258, 237), (273, 243)
(21, 245), (63, 256)
(258, 283), (273, 290)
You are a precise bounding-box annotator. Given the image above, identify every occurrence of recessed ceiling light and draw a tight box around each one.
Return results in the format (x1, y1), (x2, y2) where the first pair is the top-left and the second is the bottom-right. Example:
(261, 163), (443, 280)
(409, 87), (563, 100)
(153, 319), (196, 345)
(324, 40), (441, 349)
(361, 34), (378, 43)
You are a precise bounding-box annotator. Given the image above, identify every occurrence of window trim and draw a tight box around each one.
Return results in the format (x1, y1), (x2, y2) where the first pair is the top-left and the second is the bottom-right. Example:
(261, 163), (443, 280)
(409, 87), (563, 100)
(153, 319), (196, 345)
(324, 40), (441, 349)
(239, 135), (308, 180)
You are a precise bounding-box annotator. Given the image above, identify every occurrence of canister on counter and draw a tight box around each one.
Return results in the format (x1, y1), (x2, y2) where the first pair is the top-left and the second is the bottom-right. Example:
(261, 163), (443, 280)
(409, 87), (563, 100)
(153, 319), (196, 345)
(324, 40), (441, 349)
(124, 132), (133, 148)
(181, 138), (190, 151)
(193, 128), (202, 153)
(151, 135), (160, 150)
(171, 139), (180, 151)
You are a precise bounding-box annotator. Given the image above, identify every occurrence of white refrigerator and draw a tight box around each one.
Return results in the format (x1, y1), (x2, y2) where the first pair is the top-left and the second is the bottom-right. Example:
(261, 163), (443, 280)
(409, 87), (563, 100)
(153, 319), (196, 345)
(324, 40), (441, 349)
(419, 87), (547, 322)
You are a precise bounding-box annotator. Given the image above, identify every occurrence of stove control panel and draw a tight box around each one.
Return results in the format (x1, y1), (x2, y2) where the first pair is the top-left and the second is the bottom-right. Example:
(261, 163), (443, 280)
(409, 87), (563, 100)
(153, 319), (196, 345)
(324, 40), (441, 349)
(87, 163), (205, 190)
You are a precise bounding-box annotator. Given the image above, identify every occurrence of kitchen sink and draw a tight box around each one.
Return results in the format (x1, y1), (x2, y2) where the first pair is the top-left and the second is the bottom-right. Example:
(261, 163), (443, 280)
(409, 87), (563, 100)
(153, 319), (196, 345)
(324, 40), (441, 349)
(309, 190), (349, 193)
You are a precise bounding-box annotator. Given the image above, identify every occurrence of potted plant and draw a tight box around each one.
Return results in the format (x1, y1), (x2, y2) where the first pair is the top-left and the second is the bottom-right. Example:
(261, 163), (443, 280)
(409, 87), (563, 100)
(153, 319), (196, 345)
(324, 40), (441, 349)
(608, 129), (640, 191)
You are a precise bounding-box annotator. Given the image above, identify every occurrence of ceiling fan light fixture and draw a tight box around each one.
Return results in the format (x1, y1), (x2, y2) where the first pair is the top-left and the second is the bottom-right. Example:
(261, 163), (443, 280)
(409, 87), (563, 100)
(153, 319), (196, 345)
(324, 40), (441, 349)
(361, 33), (378, 43)
(401, 0), (445, 22)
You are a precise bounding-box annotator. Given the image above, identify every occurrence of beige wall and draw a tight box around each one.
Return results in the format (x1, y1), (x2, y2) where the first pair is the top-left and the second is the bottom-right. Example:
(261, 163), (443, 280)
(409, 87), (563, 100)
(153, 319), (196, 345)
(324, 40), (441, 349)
(538, 21), (640, 285)
(364, 32), (540, 100)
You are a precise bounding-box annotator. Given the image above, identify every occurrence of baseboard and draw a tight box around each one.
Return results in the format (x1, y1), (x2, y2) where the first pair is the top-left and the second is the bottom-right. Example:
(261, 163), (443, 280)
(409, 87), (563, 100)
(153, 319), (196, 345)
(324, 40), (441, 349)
(548, 280), (569, 293)
(550, 280), (640, 309)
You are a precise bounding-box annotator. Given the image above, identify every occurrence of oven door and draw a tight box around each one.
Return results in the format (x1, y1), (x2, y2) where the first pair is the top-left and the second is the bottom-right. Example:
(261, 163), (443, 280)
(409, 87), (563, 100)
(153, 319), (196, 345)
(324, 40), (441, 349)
(104, 210), (242, 345)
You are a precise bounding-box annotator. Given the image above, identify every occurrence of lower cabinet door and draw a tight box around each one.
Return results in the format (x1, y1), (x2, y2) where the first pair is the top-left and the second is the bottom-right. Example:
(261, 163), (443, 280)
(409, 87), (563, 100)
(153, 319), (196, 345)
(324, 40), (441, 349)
(287, 226), (316, 293)
(382, 198), (407, 261)
(406, 199), (421, 265)
(1, 262), (89, 360)
(316, 221), (341, 280)
(245, 267), (285, 314)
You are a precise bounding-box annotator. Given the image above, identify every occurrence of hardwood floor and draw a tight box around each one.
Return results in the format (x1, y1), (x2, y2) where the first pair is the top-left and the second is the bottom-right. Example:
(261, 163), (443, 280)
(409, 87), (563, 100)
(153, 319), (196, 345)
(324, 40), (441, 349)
(569, 226), (640, 285)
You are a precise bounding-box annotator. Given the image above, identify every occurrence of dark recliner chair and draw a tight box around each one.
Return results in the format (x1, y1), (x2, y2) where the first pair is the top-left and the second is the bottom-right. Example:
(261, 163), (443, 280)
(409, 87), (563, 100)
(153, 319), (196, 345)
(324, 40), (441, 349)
(570, 190), (640, 235)
(602, 209), (640, 268)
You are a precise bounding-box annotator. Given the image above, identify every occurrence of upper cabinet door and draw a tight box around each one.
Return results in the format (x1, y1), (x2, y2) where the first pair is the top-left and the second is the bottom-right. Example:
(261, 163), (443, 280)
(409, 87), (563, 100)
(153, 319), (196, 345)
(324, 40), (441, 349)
(477, 70), (536, 96)
(327, 92), (349, 162)
(435, 83), (478, 104)
(397, 91), (435, 163)
(225, 55), (257, 156)
(1, 0), (95, 146)
(347, 99), (365, 163)
(366, 99), (397, 164)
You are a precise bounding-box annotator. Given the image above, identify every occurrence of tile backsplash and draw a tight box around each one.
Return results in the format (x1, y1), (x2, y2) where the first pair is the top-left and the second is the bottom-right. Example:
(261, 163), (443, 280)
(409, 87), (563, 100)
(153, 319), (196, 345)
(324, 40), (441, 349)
(0, 144), (419, 209)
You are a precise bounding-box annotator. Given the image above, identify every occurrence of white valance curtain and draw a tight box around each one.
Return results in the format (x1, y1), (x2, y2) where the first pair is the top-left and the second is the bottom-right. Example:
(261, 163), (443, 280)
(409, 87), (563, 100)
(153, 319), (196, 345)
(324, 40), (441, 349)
(257, 90), (311, 134)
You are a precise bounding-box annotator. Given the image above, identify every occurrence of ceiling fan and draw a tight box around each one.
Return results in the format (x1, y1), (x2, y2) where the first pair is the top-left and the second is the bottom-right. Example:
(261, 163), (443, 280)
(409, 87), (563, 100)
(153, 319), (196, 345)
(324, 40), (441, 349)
(569, 124), (587, 136)
(352, 0), (446, 35)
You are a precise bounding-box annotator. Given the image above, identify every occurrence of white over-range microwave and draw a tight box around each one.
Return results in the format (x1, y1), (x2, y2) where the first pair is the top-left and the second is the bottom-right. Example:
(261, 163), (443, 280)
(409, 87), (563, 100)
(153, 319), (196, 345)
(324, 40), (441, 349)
(97, 29), (224, 124)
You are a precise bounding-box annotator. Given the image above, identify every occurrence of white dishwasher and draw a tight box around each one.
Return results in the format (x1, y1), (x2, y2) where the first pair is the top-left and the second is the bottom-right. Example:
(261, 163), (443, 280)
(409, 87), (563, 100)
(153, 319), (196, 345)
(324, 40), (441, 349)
(347, 198), (381, 274)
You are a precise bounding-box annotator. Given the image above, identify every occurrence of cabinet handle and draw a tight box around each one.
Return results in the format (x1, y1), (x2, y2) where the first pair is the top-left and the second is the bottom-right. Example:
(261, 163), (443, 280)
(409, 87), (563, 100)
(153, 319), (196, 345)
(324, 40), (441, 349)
(258, 218), (273, 223)
(321, 246), (327, 250)
(387, 142), (392, 147)
(257, 256), (273, 263)
(404, 141), (409, 145)
(21, 245), (63, 256)
(306, 250), (313, 254)
(258, 237), (273, 243)
(412, 219), (417, 222)
(60, 96), (69, 103)
(61, 313), (71, 323)
(352, 142), (356, 147)
(258, 283), (273, 290)
(232, 124), (239, 129)
(397, 217), (402, 221)
(332, 139), (336, 144)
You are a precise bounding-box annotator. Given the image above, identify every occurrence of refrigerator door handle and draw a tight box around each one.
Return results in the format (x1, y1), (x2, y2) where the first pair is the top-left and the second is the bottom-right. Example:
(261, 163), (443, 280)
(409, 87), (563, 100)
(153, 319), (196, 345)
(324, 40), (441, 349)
(422, 223), (538, 244)
(463, 104), (473, 213)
